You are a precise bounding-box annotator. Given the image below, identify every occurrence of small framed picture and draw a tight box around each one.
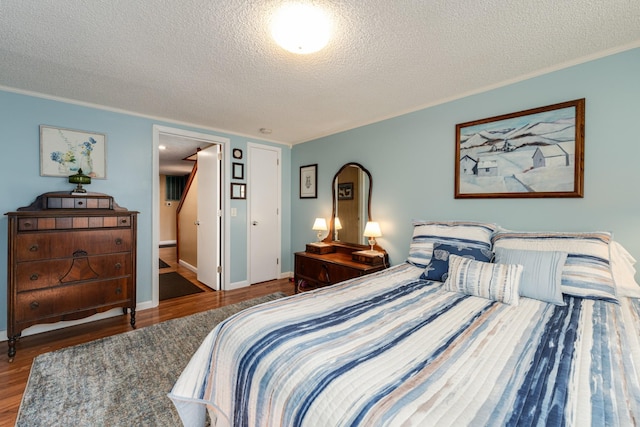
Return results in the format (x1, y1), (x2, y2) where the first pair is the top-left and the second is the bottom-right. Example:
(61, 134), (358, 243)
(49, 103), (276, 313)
(231, 183), (246, 199)
(337, 182), (354, 200)
(40, 125), (107, 178)
(299, 164), (317, 199)
(232, 162), (244, 180)
(232, 148), (243, 159)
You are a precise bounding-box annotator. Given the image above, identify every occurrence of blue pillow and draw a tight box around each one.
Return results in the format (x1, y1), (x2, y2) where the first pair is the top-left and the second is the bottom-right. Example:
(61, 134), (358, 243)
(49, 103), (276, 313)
(421, 242), (493, 282)
(494, 247), (567, 305)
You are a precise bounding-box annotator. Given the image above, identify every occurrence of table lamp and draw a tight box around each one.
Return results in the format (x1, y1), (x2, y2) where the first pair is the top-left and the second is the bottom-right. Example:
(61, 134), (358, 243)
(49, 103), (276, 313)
(312, 217), (328, 242)
(69, 169), (91, 194)
(363, 221), (382, 252)
(333, 217), (342, 240)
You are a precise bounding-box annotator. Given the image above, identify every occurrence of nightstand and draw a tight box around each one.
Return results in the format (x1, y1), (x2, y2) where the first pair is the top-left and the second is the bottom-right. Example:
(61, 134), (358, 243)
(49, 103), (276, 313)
(294, 243), (387, 292)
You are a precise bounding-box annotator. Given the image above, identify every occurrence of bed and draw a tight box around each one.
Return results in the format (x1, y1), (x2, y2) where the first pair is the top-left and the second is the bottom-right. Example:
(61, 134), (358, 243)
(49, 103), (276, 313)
(169, 221), (640, 426)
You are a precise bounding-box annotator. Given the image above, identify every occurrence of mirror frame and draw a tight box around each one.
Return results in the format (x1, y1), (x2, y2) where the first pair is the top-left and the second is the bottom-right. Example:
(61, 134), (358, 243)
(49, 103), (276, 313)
(324, 162), (373, 247)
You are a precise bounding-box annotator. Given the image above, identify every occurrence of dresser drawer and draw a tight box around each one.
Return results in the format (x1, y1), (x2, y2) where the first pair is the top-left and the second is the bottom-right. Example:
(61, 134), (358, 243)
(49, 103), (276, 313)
(295, 256), (362, 285)
(15, 278), (131, 323)
(17, 215), (131, 231)
(15, 253), (132, 292)
(15, 229), (132, 261)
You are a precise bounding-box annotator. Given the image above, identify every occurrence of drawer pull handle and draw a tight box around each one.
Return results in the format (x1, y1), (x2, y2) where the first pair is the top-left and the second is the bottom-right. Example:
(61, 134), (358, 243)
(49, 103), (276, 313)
(115, 287), (122, 295)
(77, 201), (84, 206)
(73, 250), (88, 258)
(120, 219), (128, 224)
(29, 244), (39, 252)
(24, 222), (33, 228)
(114, 262), (122, 270)
(30, 301), (40, 310)
(115, 238), (123, 245)
(30, 274), (39, 281)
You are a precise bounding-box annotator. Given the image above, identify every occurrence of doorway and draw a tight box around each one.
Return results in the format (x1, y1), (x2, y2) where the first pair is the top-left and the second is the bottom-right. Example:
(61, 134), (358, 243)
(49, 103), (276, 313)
(152, 125), (230, 306)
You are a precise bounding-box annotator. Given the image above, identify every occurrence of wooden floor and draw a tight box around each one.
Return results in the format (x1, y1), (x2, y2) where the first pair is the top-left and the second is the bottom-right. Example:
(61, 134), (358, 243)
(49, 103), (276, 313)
(0, 246), (295, 426)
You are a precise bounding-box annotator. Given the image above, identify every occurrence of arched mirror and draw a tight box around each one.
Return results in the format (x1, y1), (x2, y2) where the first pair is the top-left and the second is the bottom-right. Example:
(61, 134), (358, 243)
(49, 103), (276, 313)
(325, 162), (372, 247)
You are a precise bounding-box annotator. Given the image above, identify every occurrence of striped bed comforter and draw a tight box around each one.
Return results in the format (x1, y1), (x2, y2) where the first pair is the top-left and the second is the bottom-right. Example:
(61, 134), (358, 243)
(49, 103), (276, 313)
(169, 264), (640, 426)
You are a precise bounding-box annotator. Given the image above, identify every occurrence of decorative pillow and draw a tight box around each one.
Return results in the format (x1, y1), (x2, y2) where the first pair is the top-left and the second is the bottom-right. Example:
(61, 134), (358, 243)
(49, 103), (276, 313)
(444, 255), (522, 305)
(407, 220), (496, 268)
(610, 241), (640, 298)
(494, 248), (566, 305)
(421, 243), (493, 282)
(492, 231), (618, 304)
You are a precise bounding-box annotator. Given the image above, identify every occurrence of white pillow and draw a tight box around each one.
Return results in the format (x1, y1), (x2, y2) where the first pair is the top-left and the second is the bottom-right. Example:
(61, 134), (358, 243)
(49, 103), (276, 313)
(610, 241), (640, 298)
(492, 231), (618, 304)
(407, 220), (496, 268)
(444, 254), (523, 306)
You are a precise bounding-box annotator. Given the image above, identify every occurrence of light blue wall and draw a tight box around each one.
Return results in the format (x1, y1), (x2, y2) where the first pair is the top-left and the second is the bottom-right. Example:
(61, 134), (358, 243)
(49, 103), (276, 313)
(0, 91), (292, 331)
(291, 48), (640, 279)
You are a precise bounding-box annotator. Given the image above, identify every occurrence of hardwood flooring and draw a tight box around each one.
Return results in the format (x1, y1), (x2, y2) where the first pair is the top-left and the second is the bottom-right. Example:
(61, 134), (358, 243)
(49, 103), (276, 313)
(0, 246), (295, 426)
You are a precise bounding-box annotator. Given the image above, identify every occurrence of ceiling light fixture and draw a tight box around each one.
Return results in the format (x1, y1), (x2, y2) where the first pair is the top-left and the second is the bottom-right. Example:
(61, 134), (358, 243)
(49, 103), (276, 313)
(271, 3), (332, 54)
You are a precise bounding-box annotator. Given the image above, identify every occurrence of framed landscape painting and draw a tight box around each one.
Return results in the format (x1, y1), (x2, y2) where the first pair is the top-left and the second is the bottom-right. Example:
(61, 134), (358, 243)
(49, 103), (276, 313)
(455, 99), (585, 198)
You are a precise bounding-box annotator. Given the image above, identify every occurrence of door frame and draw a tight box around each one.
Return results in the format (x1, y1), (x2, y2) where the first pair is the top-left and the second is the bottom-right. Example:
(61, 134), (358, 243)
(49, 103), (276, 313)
(152, 125), (230, 305)
(246, 142), (282, 285)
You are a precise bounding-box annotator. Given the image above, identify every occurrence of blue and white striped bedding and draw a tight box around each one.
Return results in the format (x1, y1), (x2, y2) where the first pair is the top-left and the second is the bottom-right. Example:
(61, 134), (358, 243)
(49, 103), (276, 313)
(169, 263), (640, 427)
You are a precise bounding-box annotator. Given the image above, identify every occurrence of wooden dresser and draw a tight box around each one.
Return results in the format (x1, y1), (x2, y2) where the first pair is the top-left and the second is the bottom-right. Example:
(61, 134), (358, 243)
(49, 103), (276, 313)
(5, 192), (138, 361)
(294, 243), (387, 292)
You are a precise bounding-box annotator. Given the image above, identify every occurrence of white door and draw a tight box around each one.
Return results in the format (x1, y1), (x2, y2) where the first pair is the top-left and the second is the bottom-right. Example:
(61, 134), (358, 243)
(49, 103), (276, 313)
(197, 144), (221, 290)
(249, 144), (280, 284)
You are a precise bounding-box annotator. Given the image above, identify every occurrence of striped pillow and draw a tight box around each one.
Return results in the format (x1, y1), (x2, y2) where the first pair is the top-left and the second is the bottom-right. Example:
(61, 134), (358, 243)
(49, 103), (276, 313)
(407, 220), (496, 268)
(444, 255), (523, 305)
(492, 231), (618, 304)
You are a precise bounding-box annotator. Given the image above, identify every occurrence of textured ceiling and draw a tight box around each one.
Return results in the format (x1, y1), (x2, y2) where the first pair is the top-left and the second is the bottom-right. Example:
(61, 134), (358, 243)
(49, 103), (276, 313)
(1, 1), (639, 145)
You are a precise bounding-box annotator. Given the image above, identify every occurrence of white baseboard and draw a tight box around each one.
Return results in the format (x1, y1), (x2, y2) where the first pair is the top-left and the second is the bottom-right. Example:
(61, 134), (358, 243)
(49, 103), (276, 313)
(280, 271), (293, 279)
(0, 300), (155, 342)
(178, 259), (197, 273)
(226, 272), (292, 291)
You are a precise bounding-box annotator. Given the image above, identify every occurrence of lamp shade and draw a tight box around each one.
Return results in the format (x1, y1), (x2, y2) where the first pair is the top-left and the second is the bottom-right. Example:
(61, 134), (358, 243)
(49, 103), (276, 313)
(334, 217), (342, 230)
(312, 218), (327, 231)
(363, 221), (382, 238)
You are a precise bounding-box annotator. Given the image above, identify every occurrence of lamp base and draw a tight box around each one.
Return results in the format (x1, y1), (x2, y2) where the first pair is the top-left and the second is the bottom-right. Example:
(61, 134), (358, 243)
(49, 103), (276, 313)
(71, 184), (87, 194)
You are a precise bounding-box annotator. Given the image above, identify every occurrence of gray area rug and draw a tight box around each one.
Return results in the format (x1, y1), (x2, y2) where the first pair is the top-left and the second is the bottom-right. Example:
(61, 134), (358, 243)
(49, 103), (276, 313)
(17, 292), (287, 426)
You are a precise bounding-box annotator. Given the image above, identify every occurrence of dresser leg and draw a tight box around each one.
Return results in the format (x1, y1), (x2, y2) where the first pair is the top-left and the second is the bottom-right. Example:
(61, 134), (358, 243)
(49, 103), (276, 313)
(130, 308), (136, 328)
(8, 334), (19, 362)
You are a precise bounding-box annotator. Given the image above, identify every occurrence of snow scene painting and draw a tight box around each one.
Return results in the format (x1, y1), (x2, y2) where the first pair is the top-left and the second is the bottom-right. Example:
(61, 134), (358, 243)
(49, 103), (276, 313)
(455, 99), (584, 198)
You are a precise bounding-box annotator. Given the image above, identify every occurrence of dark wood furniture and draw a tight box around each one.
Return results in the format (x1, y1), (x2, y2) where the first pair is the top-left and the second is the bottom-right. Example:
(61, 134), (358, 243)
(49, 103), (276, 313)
(295, 243), (387, 292)
(5, 192), (138, 361)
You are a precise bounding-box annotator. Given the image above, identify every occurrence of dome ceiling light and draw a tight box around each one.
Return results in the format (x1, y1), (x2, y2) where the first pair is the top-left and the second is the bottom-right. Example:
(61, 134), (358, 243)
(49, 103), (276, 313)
(270, 3), (332, 54)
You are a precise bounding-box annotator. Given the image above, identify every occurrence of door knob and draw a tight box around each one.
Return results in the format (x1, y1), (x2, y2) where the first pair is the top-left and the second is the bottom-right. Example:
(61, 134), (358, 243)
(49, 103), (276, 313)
(195, 220), (200, 225)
